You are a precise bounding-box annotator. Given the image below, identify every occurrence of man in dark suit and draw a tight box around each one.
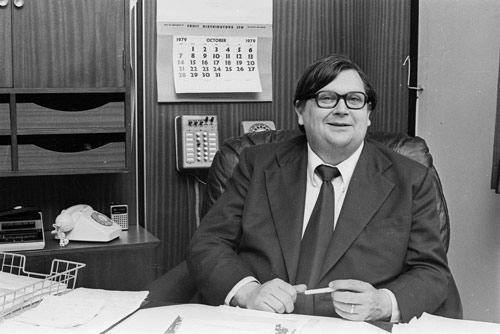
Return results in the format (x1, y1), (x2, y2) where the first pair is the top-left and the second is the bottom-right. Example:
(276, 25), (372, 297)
(186, 54), (458, 322)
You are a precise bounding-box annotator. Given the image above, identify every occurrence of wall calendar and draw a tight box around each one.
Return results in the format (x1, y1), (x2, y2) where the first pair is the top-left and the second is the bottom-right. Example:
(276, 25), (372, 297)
(173, 36), (262, 93)
(156, 0), (273, 102)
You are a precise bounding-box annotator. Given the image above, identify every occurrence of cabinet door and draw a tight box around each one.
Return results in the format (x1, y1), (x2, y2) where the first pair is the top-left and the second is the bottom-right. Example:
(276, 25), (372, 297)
(0, 1), (12, 88)
(12, 0), (126, 88)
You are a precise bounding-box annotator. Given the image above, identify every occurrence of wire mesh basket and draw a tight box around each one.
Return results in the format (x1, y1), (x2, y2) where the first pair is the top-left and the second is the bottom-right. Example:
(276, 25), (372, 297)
(0, 251), (85, 318)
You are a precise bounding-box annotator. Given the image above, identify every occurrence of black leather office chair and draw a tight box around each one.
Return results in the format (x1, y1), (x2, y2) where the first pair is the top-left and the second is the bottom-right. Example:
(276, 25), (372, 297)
(145, 129), (462, 318)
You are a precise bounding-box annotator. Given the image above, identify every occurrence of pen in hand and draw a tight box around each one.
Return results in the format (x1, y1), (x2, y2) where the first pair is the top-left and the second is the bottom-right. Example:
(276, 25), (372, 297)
(299, 287), (335, 295)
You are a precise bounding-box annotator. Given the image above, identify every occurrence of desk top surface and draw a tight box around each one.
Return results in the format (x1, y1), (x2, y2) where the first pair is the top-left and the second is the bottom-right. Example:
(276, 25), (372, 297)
(20, 225), (160, 256)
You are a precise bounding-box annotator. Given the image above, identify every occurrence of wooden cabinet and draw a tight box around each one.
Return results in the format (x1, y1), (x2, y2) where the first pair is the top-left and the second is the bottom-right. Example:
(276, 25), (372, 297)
(0, 1), (12, 88)
(1, 0), (125, 88)
(0, 0), (130, 176)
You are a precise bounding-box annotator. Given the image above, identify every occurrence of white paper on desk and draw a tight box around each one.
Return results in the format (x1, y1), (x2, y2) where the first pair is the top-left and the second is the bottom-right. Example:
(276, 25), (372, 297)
(0, 272), (45, 291)
(108, 304), (312, 334)
(0, 271), (68, 313)
(0, 288), (149, 334)
(13, 295), (105, 328)
(392, 312), (500, 334)
(107, 303), (387, 334)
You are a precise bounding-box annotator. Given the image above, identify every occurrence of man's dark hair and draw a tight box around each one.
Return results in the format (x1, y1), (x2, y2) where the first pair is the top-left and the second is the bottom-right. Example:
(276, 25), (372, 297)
(293, 54), (378, 111)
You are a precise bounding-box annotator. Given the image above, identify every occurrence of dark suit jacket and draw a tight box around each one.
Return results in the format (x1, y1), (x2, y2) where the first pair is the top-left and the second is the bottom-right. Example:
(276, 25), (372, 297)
(187, 134), (454, 322)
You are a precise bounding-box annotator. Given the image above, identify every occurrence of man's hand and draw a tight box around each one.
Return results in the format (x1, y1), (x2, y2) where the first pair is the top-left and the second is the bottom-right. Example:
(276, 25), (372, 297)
(232, 278), (307, 314)
(329, 279), (392, 321)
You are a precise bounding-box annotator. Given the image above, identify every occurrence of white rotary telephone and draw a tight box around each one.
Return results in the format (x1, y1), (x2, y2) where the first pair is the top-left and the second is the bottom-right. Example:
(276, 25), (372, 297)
(52, 204), (121, 246)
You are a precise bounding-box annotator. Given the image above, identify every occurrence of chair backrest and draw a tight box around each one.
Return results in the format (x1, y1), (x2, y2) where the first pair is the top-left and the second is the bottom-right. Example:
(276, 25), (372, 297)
(201, 129), (450, 252)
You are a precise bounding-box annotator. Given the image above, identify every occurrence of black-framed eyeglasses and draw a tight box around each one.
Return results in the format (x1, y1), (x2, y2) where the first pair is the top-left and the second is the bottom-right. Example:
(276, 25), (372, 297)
(311, 91), (368, 110)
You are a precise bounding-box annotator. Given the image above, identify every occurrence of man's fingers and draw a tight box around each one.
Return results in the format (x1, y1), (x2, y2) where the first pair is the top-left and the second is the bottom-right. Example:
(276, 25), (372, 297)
(333, 301), (364, 321)
(332, 289), (359, 305)
(329, 280), (392, 321)
(247, 279), (298, 313)
(268, 294), (290, 313)
(253, 291), (292, 313)
(293, 284), (308, 295)
(329, 279), (371, 293)
(274, 286), (297, 313)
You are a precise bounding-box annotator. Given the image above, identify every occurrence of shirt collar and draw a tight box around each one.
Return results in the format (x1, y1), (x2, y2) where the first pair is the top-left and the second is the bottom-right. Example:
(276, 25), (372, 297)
(307, 141), (364, 187)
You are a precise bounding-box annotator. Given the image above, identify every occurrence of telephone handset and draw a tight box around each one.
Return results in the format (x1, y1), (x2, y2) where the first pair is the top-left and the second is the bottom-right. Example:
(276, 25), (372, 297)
(52, 204), (121, 246)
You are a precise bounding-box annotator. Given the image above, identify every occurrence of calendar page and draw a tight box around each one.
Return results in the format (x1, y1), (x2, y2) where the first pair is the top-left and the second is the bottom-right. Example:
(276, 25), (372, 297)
(173, 36), (262, 93)
(156, 0), (272, 102)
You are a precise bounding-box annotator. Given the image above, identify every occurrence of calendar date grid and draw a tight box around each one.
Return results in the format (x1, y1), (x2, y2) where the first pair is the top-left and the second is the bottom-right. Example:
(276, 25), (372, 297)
(175, 39), (258, 80)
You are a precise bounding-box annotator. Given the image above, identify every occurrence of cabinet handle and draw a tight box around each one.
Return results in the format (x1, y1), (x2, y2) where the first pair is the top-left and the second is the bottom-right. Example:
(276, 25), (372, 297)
(13, 0), (23, 7)
(0, 0), (8, 8)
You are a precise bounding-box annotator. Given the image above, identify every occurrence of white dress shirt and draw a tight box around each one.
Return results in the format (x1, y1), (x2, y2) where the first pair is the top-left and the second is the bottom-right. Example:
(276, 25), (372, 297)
(302, 141), (363, 233)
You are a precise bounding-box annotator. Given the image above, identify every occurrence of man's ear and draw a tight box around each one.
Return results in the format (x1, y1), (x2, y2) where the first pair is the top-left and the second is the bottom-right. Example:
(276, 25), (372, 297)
(294, 101), (304, 126)
(367, 109), (372, 127)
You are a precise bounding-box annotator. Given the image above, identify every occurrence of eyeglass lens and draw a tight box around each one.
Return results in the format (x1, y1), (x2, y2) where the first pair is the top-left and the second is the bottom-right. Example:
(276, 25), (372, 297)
(315, 91), (367, 109)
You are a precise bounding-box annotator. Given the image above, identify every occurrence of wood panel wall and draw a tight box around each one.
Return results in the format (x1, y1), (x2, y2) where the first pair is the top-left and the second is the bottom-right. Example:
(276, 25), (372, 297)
(142, 0), (411, 275)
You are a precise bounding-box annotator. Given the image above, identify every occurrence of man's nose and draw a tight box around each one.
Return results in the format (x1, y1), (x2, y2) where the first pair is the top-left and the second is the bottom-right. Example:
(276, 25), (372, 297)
(333, 98), (349, 113)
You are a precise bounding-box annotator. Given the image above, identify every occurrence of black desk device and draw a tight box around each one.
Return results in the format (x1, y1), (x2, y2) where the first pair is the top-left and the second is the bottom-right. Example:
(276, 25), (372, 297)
(0, 206), (45, 251)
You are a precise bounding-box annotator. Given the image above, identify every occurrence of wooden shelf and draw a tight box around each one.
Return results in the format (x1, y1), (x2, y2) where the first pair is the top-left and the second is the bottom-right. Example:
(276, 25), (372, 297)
(18, 141), (126, 171)
(16, 128), (126, 135)
(0, 87), (128, 94)
(34, 225), (160, 255)
(0, 168), (129, 177)
(0, 0), (130, 176)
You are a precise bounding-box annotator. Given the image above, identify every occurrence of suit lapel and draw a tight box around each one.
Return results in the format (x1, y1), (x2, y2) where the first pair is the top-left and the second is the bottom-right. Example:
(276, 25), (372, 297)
(266, 137), (308, 283)
(320, 142), (395, 279)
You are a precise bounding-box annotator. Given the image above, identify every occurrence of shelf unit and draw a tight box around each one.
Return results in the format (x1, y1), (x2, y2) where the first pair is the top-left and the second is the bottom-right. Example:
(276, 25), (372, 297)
(0, 0), (130, 176)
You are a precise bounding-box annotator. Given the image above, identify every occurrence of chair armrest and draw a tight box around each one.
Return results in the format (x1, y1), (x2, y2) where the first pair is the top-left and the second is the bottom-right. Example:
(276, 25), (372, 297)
(144, 260), (197, 303)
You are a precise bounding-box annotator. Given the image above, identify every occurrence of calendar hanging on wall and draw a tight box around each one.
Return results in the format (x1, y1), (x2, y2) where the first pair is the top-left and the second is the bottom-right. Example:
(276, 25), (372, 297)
(156, 0), (273, 102)
(173, 36), (262, 94)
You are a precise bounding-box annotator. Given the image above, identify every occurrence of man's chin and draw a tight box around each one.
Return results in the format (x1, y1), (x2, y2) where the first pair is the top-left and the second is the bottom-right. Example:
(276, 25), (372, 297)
(326, 134), (354, 148)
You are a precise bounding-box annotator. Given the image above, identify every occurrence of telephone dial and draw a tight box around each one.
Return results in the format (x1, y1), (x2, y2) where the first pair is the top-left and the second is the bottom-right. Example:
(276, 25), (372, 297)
(52, 204), (121, 246)
(239, 121), (276, 135)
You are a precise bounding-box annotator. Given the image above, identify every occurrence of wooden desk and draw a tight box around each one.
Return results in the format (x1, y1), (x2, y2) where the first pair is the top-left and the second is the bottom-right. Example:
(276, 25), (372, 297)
(18, 226), (160, 291)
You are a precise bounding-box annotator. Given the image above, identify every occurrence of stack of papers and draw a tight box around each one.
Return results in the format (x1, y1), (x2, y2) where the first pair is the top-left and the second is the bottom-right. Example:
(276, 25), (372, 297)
(0, 272), (46, 291)
(0, 287), (149, 333)
(1, 272), (68, 315)
(13, 295), (106, 328)
(393, 313), (500, 334)
(107, 303), (387, 334)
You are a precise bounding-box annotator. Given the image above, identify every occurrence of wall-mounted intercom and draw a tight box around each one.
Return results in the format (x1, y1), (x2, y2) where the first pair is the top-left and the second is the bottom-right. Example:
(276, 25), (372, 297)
(175, 115), (219, 171)
(110, 204), (129, 230)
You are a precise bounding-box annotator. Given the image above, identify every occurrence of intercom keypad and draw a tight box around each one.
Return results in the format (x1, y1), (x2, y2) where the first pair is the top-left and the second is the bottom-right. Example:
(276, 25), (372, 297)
(175, 115), (219, 170)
